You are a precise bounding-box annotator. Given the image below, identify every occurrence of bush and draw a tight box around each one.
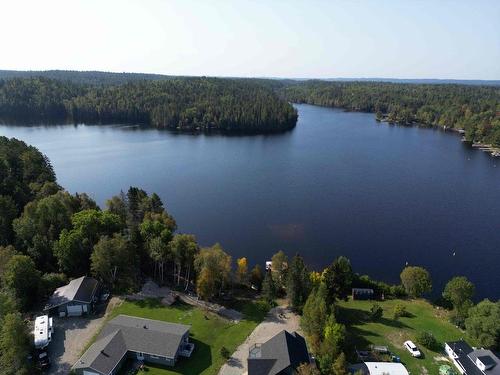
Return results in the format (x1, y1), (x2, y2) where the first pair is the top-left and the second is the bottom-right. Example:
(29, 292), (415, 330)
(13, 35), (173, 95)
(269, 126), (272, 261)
(369, 303), (384, 321)
(416, 331), (438, 350)
(220, 346), (230, 359)
(390, 284), (407, 298)
(393, 303), (410, 319)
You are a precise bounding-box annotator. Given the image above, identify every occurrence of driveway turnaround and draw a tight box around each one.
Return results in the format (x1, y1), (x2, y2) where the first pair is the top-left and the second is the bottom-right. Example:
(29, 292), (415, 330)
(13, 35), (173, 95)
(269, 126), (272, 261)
(47, 297), (121, 375)
(218, 304), (301, 375)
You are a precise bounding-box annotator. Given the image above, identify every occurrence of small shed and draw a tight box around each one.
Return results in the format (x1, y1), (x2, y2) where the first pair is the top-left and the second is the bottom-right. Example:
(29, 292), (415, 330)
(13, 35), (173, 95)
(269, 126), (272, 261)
(352, 288), (375, 300)
(44, 276), (99, 317)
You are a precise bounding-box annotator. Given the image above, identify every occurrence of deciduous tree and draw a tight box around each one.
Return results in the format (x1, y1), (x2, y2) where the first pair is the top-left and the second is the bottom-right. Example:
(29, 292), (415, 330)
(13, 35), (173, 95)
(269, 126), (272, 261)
(400, 266), (432, 298)
(2, 255), (41, 311)
(465, 299), (500, 350)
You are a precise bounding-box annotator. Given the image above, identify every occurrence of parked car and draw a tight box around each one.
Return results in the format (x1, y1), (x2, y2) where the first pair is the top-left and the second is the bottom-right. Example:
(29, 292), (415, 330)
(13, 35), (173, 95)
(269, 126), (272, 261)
(404, 340), (422, 357)
(36, 350), (51, 370)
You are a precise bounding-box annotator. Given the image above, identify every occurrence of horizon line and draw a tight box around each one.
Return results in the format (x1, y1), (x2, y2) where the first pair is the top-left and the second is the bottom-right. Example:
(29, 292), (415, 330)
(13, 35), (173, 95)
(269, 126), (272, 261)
(1, 68), (499, 83)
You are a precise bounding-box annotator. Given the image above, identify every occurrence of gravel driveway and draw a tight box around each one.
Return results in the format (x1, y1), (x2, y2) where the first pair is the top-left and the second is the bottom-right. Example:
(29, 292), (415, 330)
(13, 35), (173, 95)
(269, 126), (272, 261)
(218, 304), (301, 375)
(47, 298), (121, 375)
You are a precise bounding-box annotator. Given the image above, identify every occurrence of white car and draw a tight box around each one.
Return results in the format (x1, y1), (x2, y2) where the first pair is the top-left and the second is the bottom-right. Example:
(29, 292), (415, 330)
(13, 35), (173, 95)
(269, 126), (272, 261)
(404, 340), (422, 357)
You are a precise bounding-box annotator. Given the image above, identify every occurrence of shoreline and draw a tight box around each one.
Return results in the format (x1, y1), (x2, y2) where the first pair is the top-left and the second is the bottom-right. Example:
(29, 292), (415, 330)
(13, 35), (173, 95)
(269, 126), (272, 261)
(373, 114), (500, 158)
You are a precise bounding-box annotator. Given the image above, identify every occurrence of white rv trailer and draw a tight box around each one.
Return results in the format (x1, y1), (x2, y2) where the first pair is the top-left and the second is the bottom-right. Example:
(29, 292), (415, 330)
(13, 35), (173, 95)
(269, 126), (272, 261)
(34, 315), (53, 349)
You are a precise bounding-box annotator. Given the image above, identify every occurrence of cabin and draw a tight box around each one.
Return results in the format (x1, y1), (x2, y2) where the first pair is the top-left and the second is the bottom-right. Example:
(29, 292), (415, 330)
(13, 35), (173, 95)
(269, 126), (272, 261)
(352, 288), (375, 300)
(248, 330), (311, 375)
(72, 315), (193, 375)
(44, 276), (99, 317)
(34, 315), (54, 349)
(349, 362), (410, 375)
(445, 340), (500, 375)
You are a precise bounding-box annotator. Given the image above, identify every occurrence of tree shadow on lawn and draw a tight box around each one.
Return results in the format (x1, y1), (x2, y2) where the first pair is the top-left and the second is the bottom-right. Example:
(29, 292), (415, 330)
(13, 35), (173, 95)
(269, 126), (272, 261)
(337, 306), (412, 330)
(130, 298), (193, 312)
(378, 317), (413, 330)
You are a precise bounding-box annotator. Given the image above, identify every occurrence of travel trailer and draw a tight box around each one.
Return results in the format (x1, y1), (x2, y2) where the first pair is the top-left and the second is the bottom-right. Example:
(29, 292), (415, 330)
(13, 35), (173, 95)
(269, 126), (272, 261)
(34, 315), (53, 349)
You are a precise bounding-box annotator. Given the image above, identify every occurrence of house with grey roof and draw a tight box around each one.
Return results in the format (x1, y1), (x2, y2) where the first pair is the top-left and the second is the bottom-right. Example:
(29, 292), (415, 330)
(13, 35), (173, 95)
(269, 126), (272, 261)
(248, 330), (311, 375)
(44, 276), (99, 317)
(445, 340), (500, 375)
(72, 315), (194, 375)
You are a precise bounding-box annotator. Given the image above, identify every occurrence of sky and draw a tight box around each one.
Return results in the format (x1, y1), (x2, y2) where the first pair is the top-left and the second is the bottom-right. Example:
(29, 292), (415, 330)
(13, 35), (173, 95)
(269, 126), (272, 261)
(1, 0), (499, 80)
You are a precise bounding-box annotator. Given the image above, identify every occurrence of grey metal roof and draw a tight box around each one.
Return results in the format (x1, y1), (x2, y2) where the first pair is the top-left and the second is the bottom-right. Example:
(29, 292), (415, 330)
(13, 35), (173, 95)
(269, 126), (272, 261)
(73, 315), (191, 374)
(45, 276), (99, 309)
(248, 330), (310, 375)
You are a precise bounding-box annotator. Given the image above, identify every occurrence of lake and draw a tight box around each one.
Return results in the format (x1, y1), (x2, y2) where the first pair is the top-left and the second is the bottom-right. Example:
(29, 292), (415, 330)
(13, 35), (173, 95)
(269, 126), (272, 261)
(1, 104), (499, 300)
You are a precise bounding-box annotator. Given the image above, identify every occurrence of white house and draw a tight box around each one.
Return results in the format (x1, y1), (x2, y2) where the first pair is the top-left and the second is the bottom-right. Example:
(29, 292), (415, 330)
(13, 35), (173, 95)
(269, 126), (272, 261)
(445, 340), (500, 375)
(349, 362), (410, 375)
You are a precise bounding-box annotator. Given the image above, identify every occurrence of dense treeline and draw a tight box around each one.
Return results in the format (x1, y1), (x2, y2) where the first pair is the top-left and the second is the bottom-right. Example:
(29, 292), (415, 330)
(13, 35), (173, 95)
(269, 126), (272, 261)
(0, 77), (297, 132)
(280, 81), (500, 146)
(0, 70), (175, 86)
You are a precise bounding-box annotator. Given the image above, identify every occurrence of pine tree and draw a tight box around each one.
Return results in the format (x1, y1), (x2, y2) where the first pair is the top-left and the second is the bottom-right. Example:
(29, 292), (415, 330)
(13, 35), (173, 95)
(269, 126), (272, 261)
(262, 270), (277, 303)
(286, 254), (310, 311)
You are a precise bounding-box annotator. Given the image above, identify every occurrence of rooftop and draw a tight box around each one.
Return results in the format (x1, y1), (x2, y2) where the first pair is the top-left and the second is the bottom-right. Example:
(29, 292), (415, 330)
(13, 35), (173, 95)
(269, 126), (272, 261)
(247, 330), (310, 375)
(73, 315), (191, 374)
(45, 276), (99, 309)
(446, 341), (500, 375)
(350, 362), (410, 375)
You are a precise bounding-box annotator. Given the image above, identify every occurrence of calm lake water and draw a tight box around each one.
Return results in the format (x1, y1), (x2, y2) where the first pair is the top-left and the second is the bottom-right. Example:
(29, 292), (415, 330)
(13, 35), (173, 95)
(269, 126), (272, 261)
(1, 104), (499, 300)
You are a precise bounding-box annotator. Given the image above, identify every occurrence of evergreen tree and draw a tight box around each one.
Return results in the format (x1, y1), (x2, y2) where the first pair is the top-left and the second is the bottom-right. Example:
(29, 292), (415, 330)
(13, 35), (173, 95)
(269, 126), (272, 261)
(262, 270), (277, 303)
(286, 254), (311, 311)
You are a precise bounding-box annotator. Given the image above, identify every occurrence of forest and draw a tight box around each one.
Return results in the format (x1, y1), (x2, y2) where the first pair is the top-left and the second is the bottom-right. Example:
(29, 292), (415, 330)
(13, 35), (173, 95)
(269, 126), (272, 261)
(1, 137), (500, 374)
(0, 77), (298, 132)
(279, 80), (500, 146)
(0, 71), (498, 142)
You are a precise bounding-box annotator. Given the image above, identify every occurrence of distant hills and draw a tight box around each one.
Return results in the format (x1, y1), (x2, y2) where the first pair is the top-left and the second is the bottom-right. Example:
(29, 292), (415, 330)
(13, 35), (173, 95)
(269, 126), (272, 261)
(1, 70), (498, 86)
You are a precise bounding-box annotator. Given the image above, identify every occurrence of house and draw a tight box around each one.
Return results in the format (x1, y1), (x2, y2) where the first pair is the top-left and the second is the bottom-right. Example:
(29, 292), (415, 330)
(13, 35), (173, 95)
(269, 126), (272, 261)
(248, 330), (310, 375)
(349, 362), (410, 375)
(44, 276), (99, 317)
(34, 315), (54, 349)
(72, 315), (193, 375)
(352, 288), (375, 300)
(445, 340), (500, 375)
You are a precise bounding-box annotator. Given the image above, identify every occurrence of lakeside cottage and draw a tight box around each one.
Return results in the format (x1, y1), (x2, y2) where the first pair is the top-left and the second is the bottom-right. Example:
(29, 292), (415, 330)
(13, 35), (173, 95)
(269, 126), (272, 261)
(72, 315), (193, 375)
(247, 330), (310, 375)
(44, 276), (100, 317)
(445, 340), (500, 375)
(352, 288), (375, 300)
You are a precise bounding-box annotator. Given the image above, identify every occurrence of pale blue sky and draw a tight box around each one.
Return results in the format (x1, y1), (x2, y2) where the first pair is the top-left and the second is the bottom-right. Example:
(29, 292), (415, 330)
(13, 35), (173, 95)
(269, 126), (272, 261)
(1, 0), (499, 79)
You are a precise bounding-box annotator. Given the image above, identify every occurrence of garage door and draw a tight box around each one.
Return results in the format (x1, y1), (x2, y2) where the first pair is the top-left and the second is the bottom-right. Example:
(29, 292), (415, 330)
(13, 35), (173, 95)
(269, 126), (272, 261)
(83, 371), (100, 375)
(67, 305), (83, 316)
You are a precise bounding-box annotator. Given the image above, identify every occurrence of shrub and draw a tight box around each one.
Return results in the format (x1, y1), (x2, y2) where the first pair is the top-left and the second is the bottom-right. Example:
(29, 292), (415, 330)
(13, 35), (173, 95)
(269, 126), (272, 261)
(416, 331), (438, 350)
(390, 284), (407, 298)
(220, 346), (230, 359)
(393, 303), (410, 319)
(369, 303), (384, 321)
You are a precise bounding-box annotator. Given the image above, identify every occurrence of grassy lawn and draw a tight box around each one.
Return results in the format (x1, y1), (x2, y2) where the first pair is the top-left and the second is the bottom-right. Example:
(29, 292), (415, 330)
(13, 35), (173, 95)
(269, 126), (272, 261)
(337, 298), (472, 375)
(112, 298), (268, 375)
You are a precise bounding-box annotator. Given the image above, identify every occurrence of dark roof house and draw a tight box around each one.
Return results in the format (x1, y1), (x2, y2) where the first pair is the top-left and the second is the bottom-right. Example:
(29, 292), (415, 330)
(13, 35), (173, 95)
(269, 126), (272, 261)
(445, 340), (500, 375)
(248, 330), (310, 375)
(73, 315), (193, 375)
(352, 288), (375, 300)
(44, 276), (99, 316)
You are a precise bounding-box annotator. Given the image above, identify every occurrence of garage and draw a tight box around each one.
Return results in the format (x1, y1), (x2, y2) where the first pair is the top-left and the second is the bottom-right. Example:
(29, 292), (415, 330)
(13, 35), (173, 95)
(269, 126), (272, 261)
(67, 305), (83, 317)
(44, 276), (99, 317)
